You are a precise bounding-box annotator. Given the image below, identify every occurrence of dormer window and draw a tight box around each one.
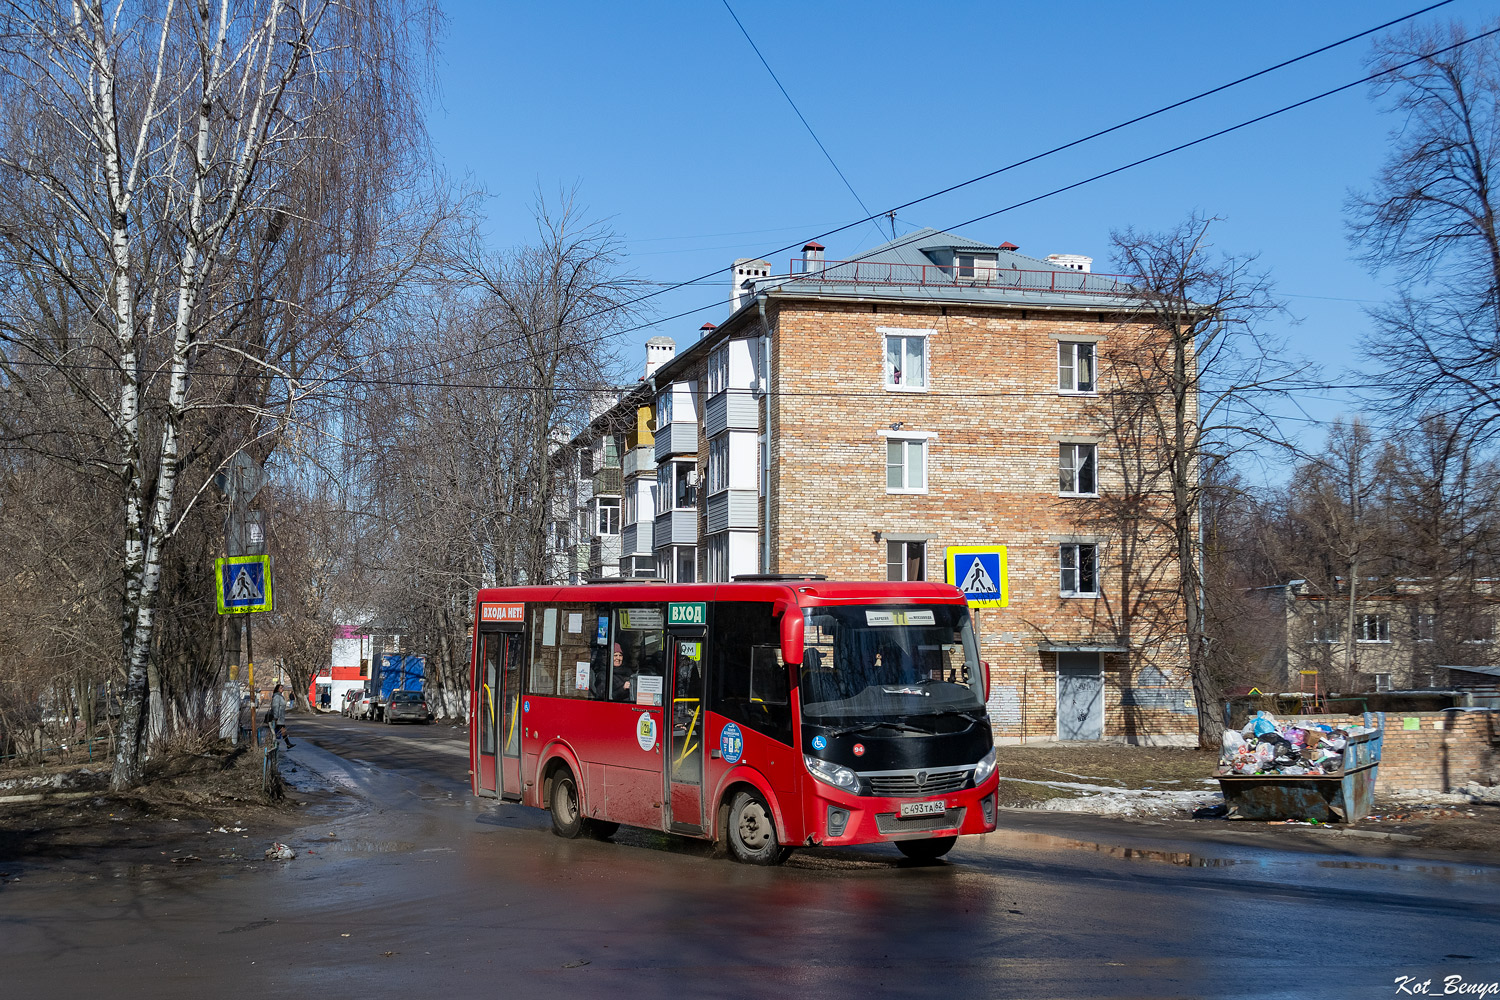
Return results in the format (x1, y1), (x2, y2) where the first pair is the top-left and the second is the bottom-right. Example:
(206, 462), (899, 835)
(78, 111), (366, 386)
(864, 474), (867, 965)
(956, 253), (997, 282)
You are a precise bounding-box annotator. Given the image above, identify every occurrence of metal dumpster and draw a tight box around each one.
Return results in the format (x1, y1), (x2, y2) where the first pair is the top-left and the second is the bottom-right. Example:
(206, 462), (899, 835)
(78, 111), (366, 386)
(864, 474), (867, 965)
(1216, 713), (1384, 824)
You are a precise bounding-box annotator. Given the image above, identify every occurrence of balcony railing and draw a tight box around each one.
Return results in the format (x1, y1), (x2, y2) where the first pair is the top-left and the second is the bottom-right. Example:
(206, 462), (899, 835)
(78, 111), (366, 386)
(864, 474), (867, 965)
(591, 466), (622, 498)
(788, 258), (1138, 297)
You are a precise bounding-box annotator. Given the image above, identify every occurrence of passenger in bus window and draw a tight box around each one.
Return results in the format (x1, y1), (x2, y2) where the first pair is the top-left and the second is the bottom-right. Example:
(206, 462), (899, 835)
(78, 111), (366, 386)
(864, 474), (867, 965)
(610, 643), (633, 702)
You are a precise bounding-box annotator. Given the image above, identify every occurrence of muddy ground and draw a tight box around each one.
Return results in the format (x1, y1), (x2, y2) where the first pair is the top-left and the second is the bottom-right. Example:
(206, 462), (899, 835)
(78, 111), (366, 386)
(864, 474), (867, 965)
(0, 734), (336, 872)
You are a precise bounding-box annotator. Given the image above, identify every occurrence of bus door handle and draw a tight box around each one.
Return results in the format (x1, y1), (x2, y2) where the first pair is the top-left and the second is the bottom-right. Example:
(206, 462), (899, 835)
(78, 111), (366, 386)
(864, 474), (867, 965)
(711, 749), (721, 759)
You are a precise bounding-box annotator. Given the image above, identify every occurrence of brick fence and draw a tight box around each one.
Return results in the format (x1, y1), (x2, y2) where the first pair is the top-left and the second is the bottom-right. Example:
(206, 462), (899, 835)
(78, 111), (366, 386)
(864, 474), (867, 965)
(1288, 712), (1498, 794)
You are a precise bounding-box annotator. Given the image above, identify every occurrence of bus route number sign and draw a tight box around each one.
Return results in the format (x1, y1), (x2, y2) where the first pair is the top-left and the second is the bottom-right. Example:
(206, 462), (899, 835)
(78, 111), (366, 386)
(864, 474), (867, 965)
(668, 602), (706, 626)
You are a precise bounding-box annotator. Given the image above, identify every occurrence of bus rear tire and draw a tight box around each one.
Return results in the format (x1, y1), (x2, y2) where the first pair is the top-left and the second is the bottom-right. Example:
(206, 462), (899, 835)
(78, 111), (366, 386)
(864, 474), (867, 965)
(895, 836), (957, 862)
(726, 790), (791, 866)
(549, 771), (585, 839)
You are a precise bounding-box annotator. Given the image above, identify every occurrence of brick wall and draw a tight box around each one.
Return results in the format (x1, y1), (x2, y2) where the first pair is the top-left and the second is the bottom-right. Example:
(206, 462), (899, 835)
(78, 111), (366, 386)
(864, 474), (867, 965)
(1290, 712), (1499, 793)
(767, 297), (1197, 745)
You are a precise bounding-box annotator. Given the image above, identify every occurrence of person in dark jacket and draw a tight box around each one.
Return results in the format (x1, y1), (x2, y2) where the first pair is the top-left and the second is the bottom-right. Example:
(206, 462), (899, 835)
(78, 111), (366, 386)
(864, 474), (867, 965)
(270, 684), (295, 748)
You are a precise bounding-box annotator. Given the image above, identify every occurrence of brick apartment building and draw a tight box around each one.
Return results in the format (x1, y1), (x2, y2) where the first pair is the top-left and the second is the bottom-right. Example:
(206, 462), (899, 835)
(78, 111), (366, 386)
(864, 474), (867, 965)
(552, 228), (1198, 744)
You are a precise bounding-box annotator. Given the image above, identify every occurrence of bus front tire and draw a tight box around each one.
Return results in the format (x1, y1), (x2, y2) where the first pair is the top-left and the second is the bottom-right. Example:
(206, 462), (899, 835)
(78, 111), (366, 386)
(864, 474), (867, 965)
(895, 836), (957, 862)
(549, 772), (585, 839)
(726, 790), (791, 866)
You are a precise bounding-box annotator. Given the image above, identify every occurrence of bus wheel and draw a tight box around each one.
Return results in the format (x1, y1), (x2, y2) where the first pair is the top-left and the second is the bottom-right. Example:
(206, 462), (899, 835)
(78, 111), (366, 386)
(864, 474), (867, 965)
(726, 790), (791, 865)
(895, 836), (957, 862)
(585, 820), (619, 840)
(549, 771), (585, 839)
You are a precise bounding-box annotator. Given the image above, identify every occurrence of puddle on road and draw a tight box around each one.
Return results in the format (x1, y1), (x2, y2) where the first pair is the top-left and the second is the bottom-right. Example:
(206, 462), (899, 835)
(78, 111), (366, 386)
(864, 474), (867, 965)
(997, 831), (1243, 868)
(320, 839), (417, 854)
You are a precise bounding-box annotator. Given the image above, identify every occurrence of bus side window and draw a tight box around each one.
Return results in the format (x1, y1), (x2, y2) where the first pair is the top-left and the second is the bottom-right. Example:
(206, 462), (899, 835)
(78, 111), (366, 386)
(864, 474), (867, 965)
(528, 608), (558, 695)
(709, 602), (792, 745)
(614, 605), (666, 704)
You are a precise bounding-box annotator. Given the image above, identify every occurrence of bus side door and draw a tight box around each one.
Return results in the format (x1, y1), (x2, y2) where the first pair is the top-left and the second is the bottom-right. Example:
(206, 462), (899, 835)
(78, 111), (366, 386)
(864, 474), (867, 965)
(665, 632), (706, 833)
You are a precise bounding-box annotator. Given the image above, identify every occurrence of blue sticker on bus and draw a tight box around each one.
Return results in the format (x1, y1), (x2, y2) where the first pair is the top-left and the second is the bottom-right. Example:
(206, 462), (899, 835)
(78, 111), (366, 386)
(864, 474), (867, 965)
(523, 699), (530, 714)
(720, 722), (744, 764)
(811, 735), (827, 751)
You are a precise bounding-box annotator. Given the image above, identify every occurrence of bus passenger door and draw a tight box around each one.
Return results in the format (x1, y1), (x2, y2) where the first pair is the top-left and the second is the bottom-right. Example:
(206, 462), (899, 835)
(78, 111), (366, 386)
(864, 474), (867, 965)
(498, 631), (523, 800)
(666, 634), (706, 833)
(476, 634), (500, 796)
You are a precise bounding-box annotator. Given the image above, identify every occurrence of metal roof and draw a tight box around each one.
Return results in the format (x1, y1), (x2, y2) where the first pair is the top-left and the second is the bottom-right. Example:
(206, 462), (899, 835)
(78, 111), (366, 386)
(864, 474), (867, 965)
(760, 227), (1137, 309)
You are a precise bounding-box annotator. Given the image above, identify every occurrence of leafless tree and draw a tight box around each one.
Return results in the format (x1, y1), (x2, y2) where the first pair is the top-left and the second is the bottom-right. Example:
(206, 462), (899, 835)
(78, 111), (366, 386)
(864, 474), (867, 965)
(1077, 214), (1304, 745)
(1350, 19), (1500, 443)
(0, 0), (445, 787)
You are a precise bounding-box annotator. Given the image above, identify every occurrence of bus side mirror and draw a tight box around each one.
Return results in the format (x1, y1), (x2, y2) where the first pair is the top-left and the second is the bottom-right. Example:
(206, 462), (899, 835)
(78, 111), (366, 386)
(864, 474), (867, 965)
(780, 609), (804, 665)
(980, 660), (991, 703)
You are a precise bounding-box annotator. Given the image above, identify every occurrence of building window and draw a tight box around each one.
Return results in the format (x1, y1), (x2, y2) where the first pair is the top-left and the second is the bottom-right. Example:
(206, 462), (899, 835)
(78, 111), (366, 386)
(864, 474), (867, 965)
(1373, 672), (1392, 692)
(706, 534), (729, 582)
(1415, 612), (1436, 642)
(1357, 614), (1390, 643)
(656, 546), (697, 583)
(883, 333), (927, 390)
(707, 436), (728, 494)
(1060, 543), (1098, 596)
(1306, 615), (1337, 643)
(657, 460), (697, 510)
(622, 489), (637, 526)
(886, 540), (925, 581)
(885, 437), (927, 492)
(596, 498), (620, 536)
(1059, 443), (1097, 496)
(1058, 342), (1096, 393)
(677, 547), (696, 583)
(707, 346), (729, 396)
(655, 391), (673, 427)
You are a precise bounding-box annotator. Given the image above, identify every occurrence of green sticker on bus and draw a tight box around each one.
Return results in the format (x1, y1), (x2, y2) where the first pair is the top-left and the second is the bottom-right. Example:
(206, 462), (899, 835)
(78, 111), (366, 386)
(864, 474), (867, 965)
(668, 602), (706, 626)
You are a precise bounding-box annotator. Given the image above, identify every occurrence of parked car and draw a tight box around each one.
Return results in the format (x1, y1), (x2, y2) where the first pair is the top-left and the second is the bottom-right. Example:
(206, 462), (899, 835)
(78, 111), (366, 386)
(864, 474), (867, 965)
(384, 689), (432, 724)
(340, 689), (361, 718)
(346, 689), (381, 721)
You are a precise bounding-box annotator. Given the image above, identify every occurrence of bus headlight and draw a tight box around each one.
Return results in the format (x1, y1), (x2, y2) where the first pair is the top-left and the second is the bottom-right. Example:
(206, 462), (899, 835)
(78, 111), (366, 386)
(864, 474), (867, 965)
(804, 755), (859, 792)
(972, 748), (997, 786)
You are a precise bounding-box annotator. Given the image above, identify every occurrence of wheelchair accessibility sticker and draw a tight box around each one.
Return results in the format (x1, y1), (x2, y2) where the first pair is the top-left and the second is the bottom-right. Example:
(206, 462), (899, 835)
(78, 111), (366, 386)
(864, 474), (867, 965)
(720, 722), (744, 764)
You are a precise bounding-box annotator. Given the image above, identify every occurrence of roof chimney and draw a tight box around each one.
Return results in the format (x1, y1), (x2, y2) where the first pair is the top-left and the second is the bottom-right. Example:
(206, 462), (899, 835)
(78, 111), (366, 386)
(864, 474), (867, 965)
(999, 241), (1019, 252)
(699, 322), (717, 339)
(1045, 254), (1092, 273)
(799, 241), (826, 274)
(645, 336), (676, 378)
(731, 258), (771, 312)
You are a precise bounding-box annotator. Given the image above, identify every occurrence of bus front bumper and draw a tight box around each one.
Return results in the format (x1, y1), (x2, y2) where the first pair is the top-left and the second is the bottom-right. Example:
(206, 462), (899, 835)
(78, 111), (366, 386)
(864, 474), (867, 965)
(808, 777), (1000, 846)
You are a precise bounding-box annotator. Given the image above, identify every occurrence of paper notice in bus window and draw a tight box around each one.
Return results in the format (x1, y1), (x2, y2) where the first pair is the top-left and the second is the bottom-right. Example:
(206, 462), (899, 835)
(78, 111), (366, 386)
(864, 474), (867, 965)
(567, 612), (583, 634)
(635, 674), (663, 706)
(618, 608), (664, 630)
(865, 610), (936, 626)
(542, 608), (558, 646)
(575, 662), (590, 691)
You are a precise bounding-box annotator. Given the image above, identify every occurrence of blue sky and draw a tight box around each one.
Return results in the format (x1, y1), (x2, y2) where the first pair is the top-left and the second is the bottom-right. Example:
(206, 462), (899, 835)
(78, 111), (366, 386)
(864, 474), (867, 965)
(424, 0), (1489, 459)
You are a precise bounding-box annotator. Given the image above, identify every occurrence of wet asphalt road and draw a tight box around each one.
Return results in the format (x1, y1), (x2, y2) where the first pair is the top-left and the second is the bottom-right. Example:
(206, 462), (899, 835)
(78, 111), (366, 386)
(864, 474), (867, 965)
(4, 713), (1499, 1000)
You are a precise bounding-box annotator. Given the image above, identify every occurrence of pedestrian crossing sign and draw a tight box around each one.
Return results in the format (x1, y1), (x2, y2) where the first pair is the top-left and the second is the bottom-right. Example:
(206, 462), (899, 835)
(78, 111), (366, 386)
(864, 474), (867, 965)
(945, 546), (1008, 609)
(215, 554), (273, 614)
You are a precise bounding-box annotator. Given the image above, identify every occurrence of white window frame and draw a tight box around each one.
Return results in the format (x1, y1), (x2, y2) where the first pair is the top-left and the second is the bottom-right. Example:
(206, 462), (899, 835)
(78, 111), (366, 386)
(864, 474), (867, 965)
(705, 534), (729, 582)
(1059, 443), (1098, 496)
(596, 498), (620, 536)
(707, 345), (729, 397)
(655, 391), (673, 427)
(1415, 612), (1436, 642)
(1357, 613), (1390, 643)
(881, 328), (932, 392)
(1058, 341), (1097, 394)
(1373, 672), (1393, 692)
(1059, 543), (1099, 597)
(884, 436), (928, 494)
(1306, 615), (1338, 643)
(707, 436), (729, 495)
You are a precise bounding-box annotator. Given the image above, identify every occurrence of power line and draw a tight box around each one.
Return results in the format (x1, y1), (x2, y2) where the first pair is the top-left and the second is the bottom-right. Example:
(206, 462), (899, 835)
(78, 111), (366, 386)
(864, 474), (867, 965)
(382, 0), (1469, 384)
(721, 0), (874, 221)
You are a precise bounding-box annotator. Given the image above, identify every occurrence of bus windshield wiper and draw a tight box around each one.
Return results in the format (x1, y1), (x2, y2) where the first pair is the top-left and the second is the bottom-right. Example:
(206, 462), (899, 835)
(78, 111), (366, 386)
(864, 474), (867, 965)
(824, 720), (927, 736)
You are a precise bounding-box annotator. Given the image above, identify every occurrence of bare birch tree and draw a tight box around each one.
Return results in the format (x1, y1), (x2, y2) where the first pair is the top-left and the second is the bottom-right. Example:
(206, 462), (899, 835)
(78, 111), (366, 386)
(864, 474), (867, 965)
(0, 0), (442, 787)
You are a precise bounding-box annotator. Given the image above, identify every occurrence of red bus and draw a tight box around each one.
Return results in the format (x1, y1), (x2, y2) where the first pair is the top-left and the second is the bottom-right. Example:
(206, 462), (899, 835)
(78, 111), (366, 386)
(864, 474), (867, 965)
(468, 577), (999, 864)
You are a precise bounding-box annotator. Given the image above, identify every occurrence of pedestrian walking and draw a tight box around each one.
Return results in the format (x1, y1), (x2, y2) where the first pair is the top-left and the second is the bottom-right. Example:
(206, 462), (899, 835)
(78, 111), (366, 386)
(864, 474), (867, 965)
(270, 683), (295, 748)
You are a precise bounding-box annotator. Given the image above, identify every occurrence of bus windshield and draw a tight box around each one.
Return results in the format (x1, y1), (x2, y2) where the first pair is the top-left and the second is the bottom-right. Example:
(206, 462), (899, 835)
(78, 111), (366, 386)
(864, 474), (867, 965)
(799, 605), (984, 722)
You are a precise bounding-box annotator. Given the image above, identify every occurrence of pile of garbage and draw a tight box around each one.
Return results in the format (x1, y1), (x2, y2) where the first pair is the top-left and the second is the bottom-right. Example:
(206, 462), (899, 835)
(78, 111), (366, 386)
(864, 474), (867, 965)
(1217, 713), (1372, 777)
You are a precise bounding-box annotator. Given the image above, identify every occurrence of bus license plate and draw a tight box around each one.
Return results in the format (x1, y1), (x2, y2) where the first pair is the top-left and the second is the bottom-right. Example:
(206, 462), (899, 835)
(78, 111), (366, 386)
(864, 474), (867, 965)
(899, 800), (946, 818)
